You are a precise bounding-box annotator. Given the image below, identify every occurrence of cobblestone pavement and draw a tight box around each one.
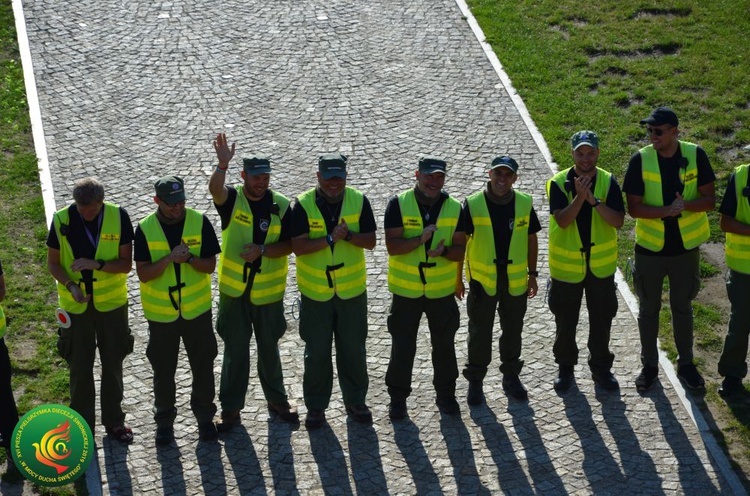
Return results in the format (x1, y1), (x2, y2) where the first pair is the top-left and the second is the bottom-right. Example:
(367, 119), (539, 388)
(16, 0), (737, 494)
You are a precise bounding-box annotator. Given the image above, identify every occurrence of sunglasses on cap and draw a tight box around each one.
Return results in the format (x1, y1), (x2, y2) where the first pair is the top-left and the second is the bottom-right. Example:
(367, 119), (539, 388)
(646, 126), (671, 136)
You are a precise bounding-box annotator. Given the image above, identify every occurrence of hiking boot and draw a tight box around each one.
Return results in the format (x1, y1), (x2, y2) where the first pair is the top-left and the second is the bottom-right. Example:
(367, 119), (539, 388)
(502, 374), (528, 400)
(305, 409), (326, 430)
(216, 410), (241, 433)
(267, 401), (300, 424)
(553, 365), (574, 392)
(719, 376), (745, 397)
(635, 366), (659, 392)
(467, 380), (485, 406)
(677, 363), (705, 390)
(155, 425), (174, 446)
(592, 370), (620, 391)
(436, 396), (460, 415)
(388, 400), (407, 420)
(198, 422), (219, 442)
(345, 404), (373, 424)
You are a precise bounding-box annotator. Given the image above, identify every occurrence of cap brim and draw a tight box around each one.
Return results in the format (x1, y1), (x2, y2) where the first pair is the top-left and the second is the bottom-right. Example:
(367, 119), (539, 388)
(320, 171), (347, 179)
(422, 168), (446, 175)
(573, 141), (597, 150)
(159, 193), (186, 204)
(244, 167), (272, 176)
(490, 164), (517, 171)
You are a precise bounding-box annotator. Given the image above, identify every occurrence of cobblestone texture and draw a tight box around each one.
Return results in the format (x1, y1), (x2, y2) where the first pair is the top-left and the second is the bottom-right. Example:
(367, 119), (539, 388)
(18, 0), (733, 494)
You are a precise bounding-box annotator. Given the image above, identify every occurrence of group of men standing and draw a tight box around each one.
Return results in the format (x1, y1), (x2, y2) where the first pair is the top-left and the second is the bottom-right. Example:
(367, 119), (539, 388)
(39, 105), (750, 447)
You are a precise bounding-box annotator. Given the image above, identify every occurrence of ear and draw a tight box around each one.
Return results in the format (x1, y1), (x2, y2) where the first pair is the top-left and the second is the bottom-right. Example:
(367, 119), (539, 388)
(153, 196), (160, 205)
(241, 171), (247, 181)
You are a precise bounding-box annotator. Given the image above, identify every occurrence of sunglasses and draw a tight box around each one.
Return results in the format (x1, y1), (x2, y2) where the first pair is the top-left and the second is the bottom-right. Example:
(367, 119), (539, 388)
(646, 126), (671, 136)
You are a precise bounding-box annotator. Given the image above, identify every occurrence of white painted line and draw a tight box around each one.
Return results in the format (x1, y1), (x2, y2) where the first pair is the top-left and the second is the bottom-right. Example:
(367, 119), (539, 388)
(12, 0), (57, 227)
(455, 0), (744, 492)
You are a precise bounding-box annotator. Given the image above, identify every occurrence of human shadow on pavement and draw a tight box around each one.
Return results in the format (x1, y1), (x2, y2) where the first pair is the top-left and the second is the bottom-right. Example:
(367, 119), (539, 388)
(562, 388), (626, 492)
(648, 386), (725, 493)
(223, 425), (267, 495)
(309, 423), (352, 495)
(439, 414), (491, 495)
(268, 418), (298, 493)
(195, 438), (227, 495)
(596, 388), (663, 494)
(506, 402), (566, 494)
(155, 443), (186, 494)
(708, 389), (750, 489)
(392, 418), (440, 494)
(102, 436), (134, 495)
(346, 420), (387, 494)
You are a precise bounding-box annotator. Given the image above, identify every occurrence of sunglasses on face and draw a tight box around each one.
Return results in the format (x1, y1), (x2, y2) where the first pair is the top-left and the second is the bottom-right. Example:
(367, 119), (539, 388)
(646, 126), (671, 136)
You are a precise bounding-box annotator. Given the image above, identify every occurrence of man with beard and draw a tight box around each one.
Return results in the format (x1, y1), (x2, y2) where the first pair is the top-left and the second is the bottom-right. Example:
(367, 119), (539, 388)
(135, 176), (221, 444)
(291, 154), (377, 429)
(210, 134), (298, 430)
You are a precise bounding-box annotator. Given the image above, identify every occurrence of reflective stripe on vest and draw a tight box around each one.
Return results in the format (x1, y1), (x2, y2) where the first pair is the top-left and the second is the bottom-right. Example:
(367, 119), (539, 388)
(636, 142), (710, 251)
(547, 168), (618, 283)
(296, 187), (367, 301)
(54, 203), (128, 314)
(387, 190), (460, 298)
(465, 190), (531, 296)
(138, 209), (212, 322)
(725, 164), (750, 274)
(217, 187), (290, 304)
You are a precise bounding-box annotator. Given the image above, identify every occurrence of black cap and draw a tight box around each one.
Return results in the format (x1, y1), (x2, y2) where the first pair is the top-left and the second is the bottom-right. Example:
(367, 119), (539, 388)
(243, 156), (272, 176)
(490, 156), (519, 172)
(319, 153), (348, 179)
(640, 106), (679, 127)
(154, 176), (185, 204)
(418, 156), (447, 174)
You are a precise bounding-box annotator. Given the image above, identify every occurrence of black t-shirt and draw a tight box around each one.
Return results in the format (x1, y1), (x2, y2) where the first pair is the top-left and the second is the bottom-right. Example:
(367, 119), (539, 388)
(462, 190), (541, 262)
(290, 190), (377, 237)
(549, 169), (624, 250)
(384, 190), (467, 258)
(46, 204), (134, 289)
(215, 187), (292, 245)
(719, 172), (741, 218)
(134, 211), (221, 280)
(622, 145), (715, 256)
(0, 258), (3, 276)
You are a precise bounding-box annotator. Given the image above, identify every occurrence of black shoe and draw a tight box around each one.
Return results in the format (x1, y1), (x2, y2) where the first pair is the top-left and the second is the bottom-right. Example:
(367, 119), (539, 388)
(268, 401), (300, 424)
(502, 374), (528, 400)
(389, 400), (407, 420)
(345, 404), (373, 424)
(553, 365), (574, 392)
(636, 366), (659, 392)
(592, 370), (620, 391)
(677, 363), (705, 390)
(436, 396), (460, 415)
(467, 380), (485, 406)
(719, 376), (745, 397)
(305, 409), (326, 430)
(198, 422), (219, 442)
(216, 410), (241, 433)
(155, 425), (174, 446)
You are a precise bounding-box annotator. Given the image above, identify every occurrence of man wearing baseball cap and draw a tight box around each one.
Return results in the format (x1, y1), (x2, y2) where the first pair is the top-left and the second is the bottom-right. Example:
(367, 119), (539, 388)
(623, 106), (716, 391)
(210, 134), (298, 429)
(290, 153), (377, 429)
(460, 155), (541, 404)
(547, 131), (624, 392)
(384, 157), (466, 418)
(135, 175), (222, 444)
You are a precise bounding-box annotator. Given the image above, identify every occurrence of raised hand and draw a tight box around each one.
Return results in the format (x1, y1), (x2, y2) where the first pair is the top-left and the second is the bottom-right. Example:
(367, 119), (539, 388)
(213, 133), (236, 167)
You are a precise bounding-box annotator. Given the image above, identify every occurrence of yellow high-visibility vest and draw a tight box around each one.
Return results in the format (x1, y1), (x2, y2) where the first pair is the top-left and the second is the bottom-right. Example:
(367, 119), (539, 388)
(725, 164), (750, 274)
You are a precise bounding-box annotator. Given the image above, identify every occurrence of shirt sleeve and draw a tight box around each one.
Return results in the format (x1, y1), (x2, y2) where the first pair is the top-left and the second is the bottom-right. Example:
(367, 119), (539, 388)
(383, 196), (403, 229)
(549, 180), (569, 213)
(529, 207), (542, 235)
(606, 175), (626, 213)
(462, 200), (474, 236)
(622, 152), (644, 196)
(215, 187), (237, 231)
(719, 172), (738, 217)
(119, 208), (135, 245)
(46, 219), (60, 249)
(133, 225), (151, 262)
(290, 200), (310, 238)
(696, 146), (717, 186)
(454, 201), (466, 233)
(200, 215), (222, 258)
(278, 205), (292, 242)
(358, 196), (377, 233)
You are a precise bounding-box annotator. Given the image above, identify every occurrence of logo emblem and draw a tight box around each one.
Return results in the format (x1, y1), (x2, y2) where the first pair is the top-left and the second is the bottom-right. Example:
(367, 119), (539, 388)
(259, 219), (270, 232)
(11, 404), (93, 486)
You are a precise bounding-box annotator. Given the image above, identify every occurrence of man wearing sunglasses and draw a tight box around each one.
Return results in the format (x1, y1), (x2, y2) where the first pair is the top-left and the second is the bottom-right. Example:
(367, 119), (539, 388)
(623, 107), (715, 392)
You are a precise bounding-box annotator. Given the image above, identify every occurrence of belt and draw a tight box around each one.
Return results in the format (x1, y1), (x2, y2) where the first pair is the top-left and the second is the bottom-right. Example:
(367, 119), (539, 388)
(243, 262), (261, 284)
(418, 261), (436, 285)
(325, 263), (345, 288)
(167, 282), (187, 310)
(493, 259), (513, 265)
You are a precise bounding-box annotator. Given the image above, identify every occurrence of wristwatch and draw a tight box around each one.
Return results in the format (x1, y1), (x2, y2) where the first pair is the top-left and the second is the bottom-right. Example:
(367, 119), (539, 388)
(326, 234), (335, 247)
(260, 244), (266, 256)
(345, 231), (353, 242)
(187, 255), (195, 264)
(528, 270), (539, 277)
(97, 259), (105, 270)
(592, 197), (602, 208)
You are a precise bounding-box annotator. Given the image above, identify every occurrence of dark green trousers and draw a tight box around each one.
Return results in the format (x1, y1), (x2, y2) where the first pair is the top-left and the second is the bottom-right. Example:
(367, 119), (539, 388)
(386, 294), (460, 400)
(299, 293), (369, 410)
(217, 292), (289, 410)
(146, 311), (217, 426)
(57, 303), (131, 431)
(463, 277), (527, 381)
(719, 269), (750, 378)
(634, 250), (700, 367)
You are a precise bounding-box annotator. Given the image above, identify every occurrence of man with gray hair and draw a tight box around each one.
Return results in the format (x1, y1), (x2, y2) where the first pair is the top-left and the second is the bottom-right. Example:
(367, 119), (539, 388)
(47, 177), (135, 443)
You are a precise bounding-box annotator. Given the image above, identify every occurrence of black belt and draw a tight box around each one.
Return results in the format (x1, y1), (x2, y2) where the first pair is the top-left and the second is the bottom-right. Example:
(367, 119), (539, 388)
(493, 259), (513, 265)
(243, 262), (261, 284)
(325, 263), (345, 288)
(80, 274), (96, 296)
(418, 261), (436, 285)
(579, 242), (596, 254)
(168, 282), (186, 310)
